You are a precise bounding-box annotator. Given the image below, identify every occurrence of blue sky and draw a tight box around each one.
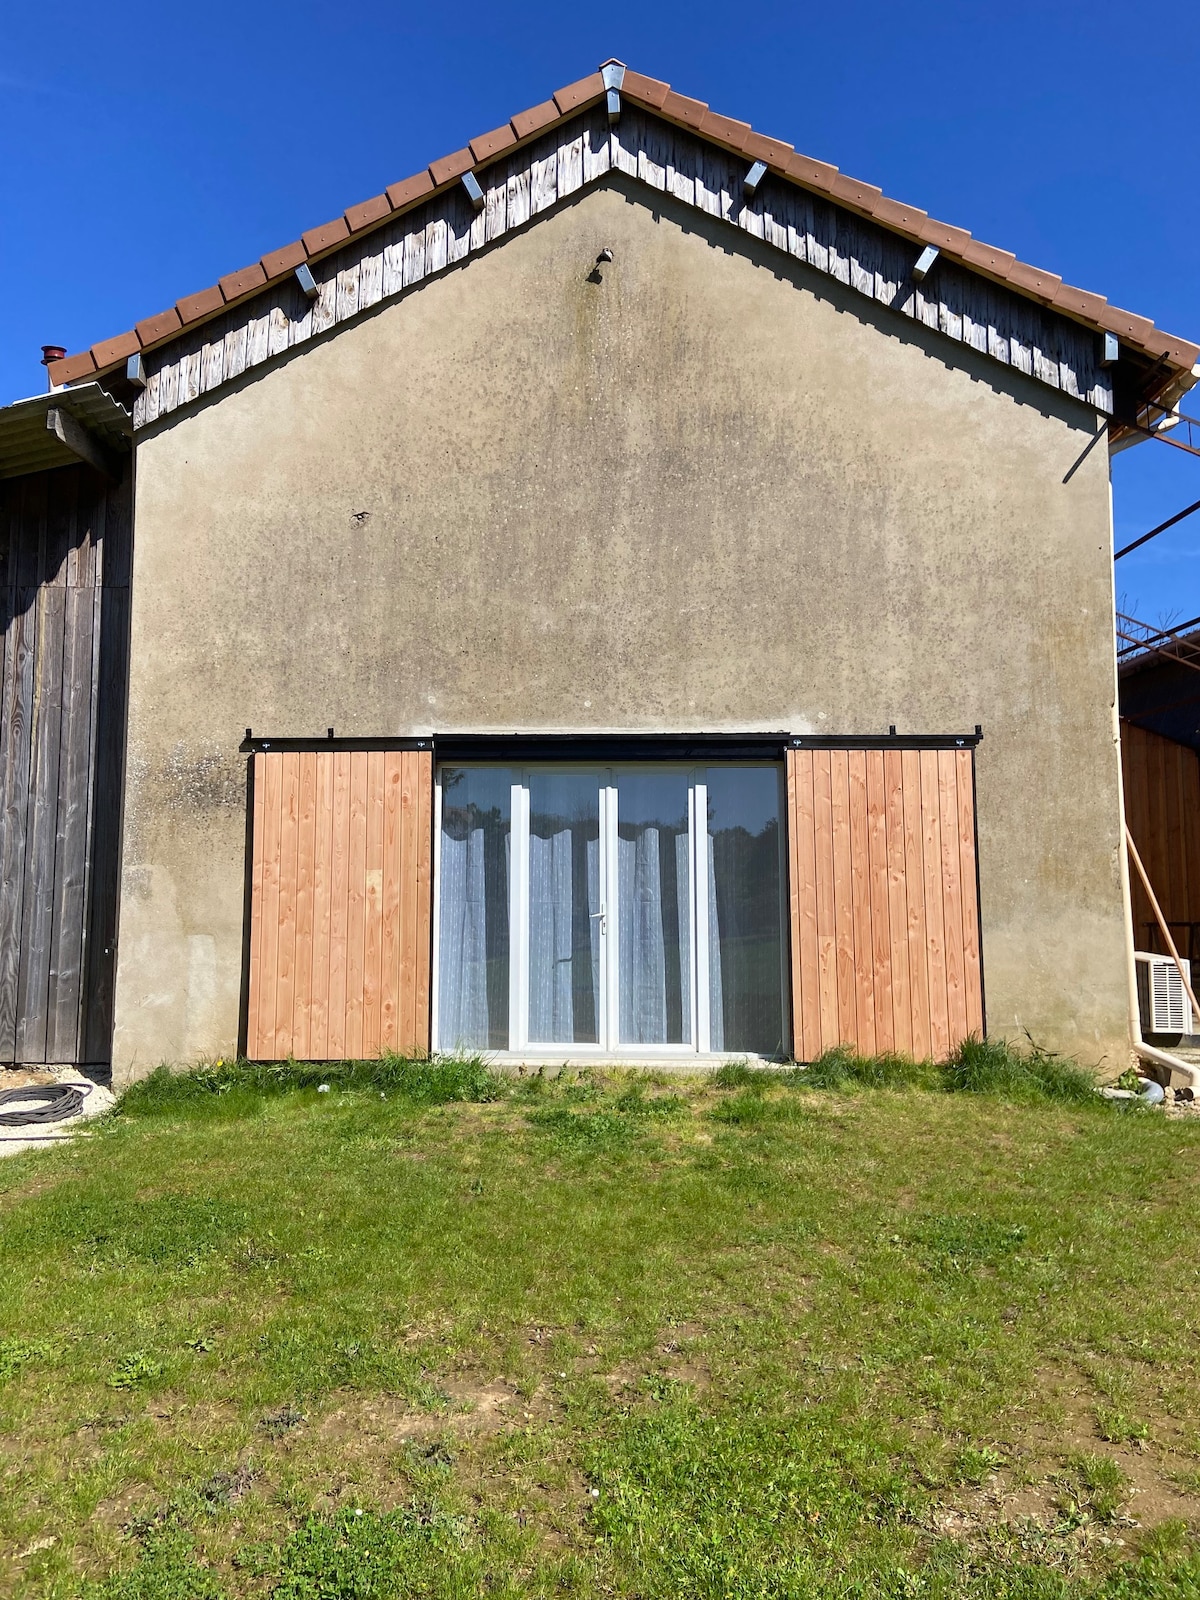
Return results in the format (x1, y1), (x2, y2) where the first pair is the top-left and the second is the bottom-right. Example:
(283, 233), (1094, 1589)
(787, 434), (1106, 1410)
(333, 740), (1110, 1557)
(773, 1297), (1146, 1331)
(2, 1), (1197, 626)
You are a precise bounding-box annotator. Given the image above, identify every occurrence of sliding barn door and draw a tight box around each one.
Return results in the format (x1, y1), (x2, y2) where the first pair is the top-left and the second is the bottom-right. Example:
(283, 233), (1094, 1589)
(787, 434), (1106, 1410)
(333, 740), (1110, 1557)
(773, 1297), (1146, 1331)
(246, 750), (432, 1060)
(785, 747), (983, 1061)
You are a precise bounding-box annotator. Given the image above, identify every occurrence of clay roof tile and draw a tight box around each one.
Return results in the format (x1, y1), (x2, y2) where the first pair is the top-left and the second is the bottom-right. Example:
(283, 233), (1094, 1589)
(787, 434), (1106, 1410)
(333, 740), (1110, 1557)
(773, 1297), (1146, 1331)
(48, 352), (97, 385)
(470, 124), (517, 163)
(176, 285), (224, 325)
(385, 171), (435, 210)
(552, 72), (605, 114)
(344, 194), (392, 233)
(510, 100), (561, 140)
(219, 263), (268, 301)
(428, 148), (474, 187)
(301, 217), (350, 257)
(135, 308), (183, 346)
(260, 240), (307, 279)
(90, 331), (141, 368)
(621, 69), (670, 108)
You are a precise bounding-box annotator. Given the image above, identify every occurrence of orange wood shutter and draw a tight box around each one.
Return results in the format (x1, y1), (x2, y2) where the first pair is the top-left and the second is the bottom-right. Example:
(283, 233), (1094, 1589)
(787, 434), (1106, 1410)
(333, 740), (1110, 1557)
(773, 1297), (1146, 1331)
(785, 747), (982, 1061)
(246, 749), (432, 1060)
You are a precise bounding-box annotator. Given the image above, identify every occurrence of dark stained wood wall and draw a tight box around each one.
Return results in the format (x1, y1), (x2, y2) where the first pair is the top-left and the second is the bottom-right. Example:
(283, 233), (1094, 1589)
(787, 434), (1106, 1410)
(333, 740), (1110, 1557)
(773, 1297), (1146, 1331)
(1121, 720), (1200, 961)
(0, 463), (131, 1066)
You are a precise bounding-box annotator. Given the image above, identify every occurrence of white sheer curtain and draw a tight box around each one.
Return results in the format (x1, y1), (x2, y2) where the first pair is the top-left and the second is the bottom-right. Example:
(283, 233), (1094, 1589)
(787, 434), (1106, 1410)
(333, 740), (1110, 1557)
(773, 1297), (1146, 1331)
(437, 770), (510, 1052)
(707, 829), (725, 1051)
(528, 828), (601, 1042)
(438, 825), (486, 1049)
(618, 824), (691, 1044)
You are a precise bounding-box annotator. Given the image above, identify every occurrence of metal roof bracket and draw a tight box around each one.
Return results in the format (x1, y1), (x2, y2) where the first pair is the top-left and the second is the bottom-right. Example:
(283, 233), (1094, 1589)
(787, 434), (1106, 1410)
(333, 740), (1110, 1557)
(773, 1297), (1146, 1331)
(601, 59), (625, 125)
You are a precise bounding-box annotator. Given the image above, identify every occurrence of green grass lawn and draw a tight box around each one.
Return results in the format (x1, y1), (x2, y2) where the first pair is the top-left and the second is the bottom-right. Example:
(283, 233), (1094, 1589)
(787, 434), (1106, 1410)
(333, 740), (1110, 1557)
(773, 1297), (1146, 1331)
(3, 1053), (1200, 1598)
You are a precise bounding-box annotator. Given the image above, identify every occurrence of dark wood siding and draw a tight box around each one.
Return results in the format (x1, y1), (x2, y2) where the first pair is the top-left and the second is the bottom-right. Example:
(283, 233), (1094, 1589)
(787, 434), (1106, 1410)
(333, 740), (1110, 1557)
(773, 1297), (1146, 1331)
(1121, 720), (1200, 962)
(0, 463), (131, 1067)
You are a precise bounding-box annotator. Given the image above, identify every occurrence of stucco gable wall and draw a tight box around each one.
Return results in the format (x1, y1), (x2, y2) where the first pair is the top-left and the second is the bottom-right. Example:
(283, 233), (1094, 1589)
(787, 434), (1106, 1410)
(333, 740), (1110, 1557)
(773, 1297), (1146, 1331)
(112, 179), (1125, 1079)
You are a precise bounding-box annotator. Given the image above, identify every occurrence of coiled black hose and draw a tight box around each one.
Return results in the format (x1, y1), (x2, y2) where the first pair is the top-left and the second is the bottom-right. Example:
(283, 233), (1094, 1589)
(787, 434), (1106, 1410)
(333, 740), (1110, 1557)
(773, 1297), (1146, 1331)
(0, 1082), (92, 1127)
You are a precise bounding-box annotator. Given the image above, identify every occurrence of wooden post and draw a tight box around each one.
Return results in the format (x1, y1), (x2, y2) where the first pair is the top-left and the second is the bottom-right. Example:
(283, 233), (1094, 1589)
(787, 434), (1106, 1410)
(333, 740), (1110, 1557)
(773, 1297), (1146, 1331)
(1126, 824), (1200, 1029)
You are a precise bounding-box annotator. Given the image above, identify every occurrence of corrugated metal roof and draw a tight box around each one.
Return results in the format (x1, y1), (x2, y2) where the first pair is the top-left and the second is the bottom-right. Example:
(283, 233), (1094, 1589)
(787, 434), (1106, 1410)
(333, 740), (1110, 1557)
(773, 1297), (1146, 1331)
(0, 384), (132, 481)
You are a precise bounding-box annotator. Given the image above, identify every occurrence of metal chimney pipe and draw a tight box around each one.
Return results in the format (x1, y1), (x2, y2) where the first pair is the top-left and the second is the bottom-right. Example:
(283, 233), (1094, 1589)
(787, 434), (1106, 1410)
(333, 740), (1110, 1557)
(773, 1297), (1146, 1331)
(41, 344), (66, 392)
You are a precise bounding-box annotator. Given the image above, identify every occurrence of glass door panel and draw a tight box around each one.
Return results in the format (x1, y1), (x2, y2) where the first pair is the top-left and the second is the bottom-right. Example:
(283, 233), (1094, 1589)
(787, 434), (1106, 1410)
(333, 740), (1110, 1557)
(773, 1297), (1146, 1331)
(615, 771), (692, 1045)
(705, 766), (786, 1056)
(437, 767), (512, 1051)
(527, 772), (602, 1044)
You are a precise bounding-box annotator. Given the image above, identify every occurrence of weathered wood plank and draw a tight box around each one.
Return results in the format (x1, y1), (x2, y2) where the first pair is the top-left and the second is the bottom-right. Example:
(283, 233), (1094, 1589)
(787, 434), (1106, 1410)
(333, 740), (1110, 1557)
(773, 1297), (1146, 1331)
(16, 475), (47, 586)
(15, 586), (66, 1061)
(0, 591), (35, 1058)
(81, 579), (130, 1064)
(45, 585), (96, 1060)
(403, 226), (426, 289)
(557, 132), (584, 198)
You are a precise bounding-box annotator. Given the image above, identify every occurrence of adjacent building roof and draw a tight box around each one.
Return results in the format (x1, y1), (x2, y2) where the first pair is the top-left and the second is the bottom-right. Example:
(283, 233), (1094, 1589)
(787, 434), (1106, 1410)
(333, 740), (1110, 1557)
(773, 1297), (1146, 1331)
(0, 384), (132, 481)
(1120, 621), (1200, 752)
(48, 62), (1199, 420)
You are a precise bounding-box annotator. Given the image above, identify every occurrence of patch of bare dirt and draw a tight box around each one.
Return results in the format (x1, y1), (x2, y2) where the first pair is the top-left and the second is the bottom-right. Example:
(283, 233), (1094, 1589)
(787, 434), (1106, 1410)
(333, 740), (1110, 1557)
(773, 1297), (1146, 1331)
(315, 1379), (524, 1450)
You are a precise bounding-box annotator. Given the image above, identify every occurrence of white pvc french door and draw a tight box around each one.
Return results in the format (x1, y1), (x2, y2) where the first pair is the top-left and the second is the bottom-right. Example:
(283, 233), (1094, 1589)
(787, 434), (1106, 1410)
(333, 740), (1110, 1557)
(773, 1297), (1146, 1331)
(434, 763), (788, 1059)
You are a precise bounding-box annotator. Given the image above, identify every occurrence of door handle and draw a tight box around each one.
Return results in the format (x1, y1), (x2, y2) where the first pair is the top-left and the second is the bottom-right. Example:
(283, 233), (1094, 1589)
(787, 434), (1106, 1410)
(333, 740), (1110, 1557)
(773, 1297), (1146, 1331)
(590, 907), (606, 933)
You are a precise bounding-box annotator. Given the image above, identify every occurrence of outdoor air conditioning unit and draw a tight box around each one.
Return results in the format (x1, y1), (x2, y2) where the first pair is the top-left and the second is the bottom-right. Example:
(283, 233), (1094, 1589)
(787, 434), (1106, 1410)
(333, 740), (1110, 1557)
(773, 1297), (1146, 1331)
(1135, 952), (1193, 1036)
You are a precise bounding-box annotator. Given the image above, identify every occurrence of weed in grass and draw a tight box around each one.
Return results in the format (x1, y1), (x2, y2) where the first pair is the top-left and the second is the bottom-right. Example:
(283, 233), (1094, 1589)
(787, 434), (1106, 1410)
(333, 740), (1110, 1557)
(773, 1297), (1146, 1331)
(83, 1528), (224, 1600)
(1057, 1453), (1130, 1524)
(267, 1504), (498, 1599)
(526, 1107), (638, 1152)
(910, 1215), (1029, 1274)
(260, 1403), (305, 1438)
(708, 1090), (810, 1126)
(953, 1444), (1005, 1486)
(1096, 1407), (1150, 1446)
(612, 1086), (689, 1118)
(943, 1035), (1098, 1105)
(109, 1350), (165, 1389)
(0, 1336), (52, 1382)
